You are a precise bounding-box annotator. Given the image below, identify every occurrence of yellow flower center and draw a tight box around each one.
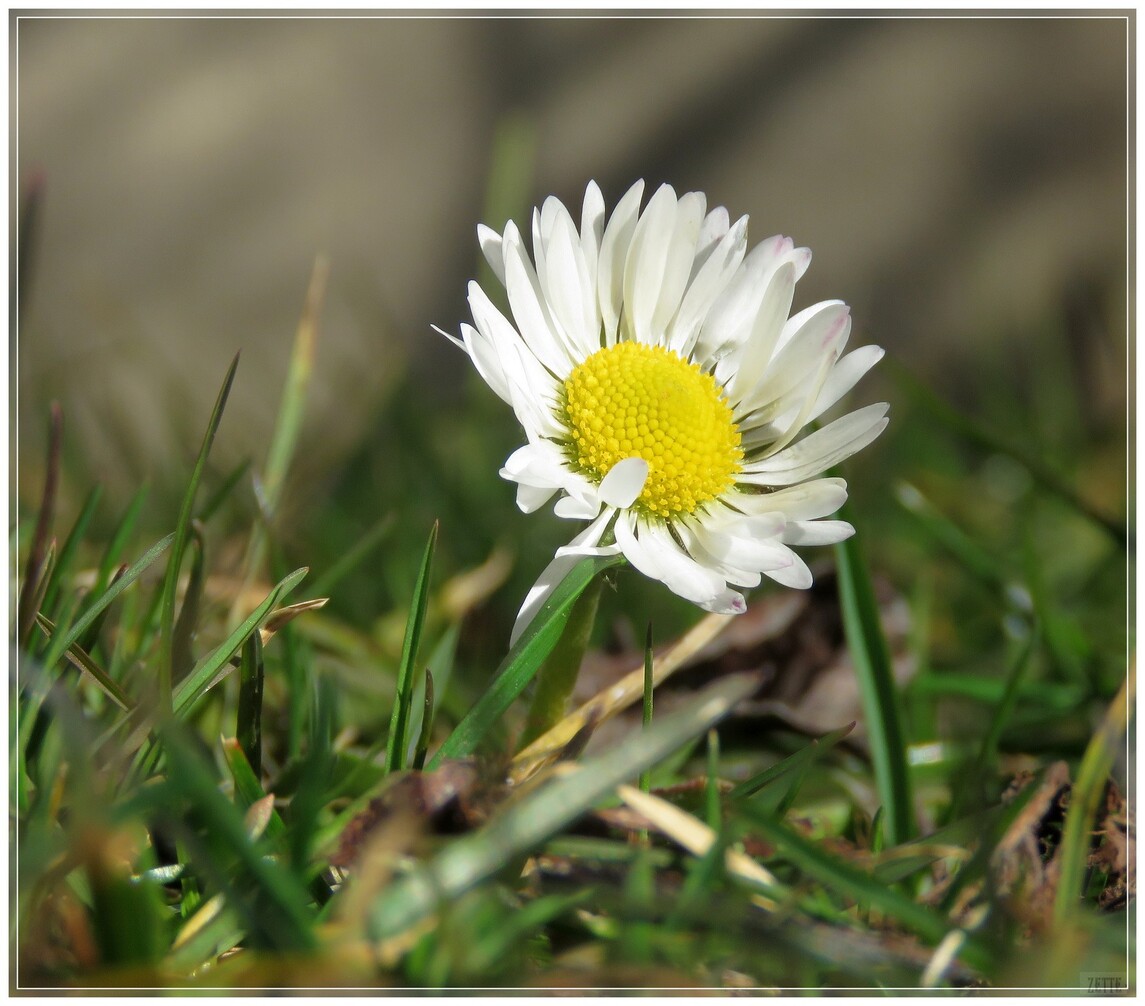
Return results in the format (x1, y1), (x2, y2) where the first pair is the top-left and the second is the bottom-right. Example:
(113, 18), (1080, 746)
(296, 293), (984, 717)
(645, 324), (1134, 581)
(561, 341), (743, 519)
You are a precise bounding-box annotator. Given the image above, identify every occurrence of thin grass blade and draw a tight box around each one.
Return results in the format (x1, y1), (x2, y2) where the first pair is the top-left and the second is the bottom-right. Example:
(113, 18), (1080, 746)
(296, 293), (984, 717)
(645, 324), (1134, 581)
(835, 516), (913, 846)
(639, 623), (654, 795)
(1053, 661), (1134, 928)
(92, 483), (149, 599)
(173, 566), (309, 717)
(35, 613), (134, 711)
(236, 629), (265, 778)
(221, 737), (287, 845)
(157, 722), (316, 952)
(369, 672), (759, 941)
(509, 606), (734, 782)
(385, 521), (439, 774)
(736, 800), (989, 971)
(308, 514), (394, 598)
(728, 722), (856, 801)
(39, 485), (101, 619)
(427, 552), (624, 768)
(158, 352), (241, 711)
(38, 532), (175, 681)
(412, 668), (435, 771)
(17, 402), (62, 646)
(171, 521), (206, 685)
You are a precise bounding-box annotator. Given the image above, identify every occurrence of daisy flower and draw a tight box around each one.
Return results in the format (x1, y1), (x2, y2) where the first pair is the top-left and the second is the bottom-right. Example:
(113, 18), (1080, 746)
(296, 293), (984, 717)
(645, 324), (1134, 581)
(439, 181), (888, 643)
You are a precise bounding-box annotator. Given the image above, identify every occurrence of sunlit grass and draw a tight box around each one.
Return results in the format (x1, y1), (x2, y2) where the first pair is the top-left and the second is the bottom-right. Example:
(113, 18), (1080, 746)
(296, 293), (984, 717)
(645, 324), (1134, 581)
(12, 165), (1130, 992)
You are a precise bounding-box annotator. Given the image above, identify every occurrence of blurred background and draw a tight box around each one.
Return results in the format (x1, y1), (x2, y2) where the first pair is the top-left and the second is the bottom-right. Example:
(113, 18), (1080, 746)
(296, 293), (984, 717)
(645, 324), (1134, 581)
(14, 13), (1130, 638)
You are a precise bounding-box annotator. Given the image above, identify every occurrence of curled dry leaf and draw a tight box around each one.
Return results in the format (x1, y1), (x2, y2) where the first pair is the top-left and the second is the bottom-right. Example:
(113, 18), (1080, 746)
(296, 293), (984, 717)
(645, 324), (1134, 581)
(979, 761), (1132, 932)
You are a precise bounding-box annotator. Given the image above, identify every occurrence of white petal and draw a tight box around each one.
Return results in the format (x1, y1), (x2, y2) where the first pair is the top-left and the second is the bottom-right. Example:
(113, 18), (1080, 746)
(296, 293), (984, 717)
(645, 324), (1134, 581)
(502, 224), (577, 376)
(741, 403), (889, 486)
(542, 208), (599, 359)
(699, 588), (748, 614)
(781, 519), (855, 546)
(693, 205), (731, 269)
(690, 521), (797, 575)
(477, 224), (506, 285)
(697, 243), (771, 364)
(727, 260), (796, 406)
(501, 440), (563, 482)
(676, 520), (763, 588)
(739, 302), (850, 418)
(598, 456), (649, 508)
(623, 183), (678, 344)
(580, 181), (606, 291)
(652, 190), (705, 340)
(467, 280), (551, 391)
(742, 347), (837, 461)
(448, 322), (508, 404)
(501, 442), (601, 515)
(598, 179), (645, 345)
(614, 514), (725, 606)
(725, 479), (849, 521)
(806, 345), (885, 424)
(510, 509), (619, 646)
(516, 483), (557, 514)
(554, 494), (603, 520)
(669, 215), (748, 357)
(701, 236), (797, 372)
(761, 545), (814, 589)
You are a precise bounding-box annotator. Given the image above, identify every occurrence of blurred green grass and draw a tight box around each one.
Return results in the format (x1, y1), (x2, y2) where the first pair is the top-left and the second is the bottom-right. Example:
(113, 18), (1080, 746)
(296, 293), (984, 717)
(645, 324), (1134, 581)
(12, 159), (1131, 991)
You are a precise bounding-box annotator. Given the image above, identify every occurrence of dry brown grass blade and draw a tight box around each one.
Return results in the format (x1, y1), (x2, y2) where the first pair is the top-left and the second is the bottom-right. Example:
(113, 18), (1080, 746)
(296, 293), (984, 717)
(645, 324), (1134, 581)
(258, 597), (330, 646)
(616, 784), (780, 909)
(509, 610), (735, 783)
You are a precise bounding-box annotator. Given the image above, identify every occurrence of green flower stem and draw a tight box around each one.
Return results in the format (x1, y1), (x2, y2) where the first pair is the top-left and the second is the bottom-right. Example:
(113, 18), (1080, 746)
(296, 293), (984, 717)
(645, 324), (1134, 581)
(518, 574), (603, 749)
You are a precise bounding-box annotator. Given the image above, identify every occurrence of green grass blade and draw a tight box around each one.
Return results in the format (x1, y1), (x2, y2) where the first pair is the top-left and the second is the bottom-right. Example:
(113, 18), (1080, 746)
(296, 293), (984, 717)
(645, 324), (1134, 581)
(34, 613), (134, 711)
(896, 483), (1022, 598)
(412, 668), (436, 771)
(171, 521), (206, 685)
(728, 722), (856, 801)
(519, 572), (603, 748)
(158, 352), (241, 711)
(261, 256), (326, 520)
(38, 532), (175, 679)
(17, 402), (62, 647)
(835, 519), (913, 846)
(308, 513), (394, 598)
(24, 541), (55, 657)
(736, 801), (989, 971)
(385, 521), (439, 774)
(888, 358), (1128, 547)
(236, 258), (327, 603)
(639, 623), (654, 795)
(369, 672), (758, 941)
(287, 672), (335, 878)
(236, 629), (265, 778)
(197, 457), (251, 524)
(93, 483), (149, 598)
(222, 737), (287, 844)
(173, 566), (308, 718)
(969, 625), (1040, 777)
(426, 553), (624, 768)
(157, 723), (316, 952)
(1053, 664), (1134, 928)
(705, 729), (721, 831)
(40, 485), (102, 619)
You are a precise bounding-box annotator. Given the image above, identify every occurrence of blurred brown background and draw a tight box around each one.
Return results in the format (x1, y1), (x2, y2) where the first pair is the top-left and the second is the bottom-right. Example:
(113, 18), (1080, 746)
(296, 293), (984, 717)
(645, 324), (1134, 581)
(13, 13), (1129, 505)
